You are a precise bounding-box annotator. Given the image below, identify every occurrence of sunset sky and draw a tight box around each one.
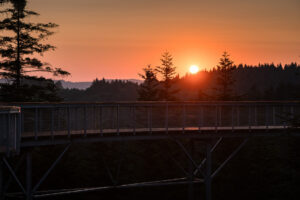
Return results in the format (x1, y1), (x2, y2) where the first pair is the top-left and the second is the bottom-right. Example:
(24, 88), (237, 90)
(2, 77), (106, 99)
(25, 0), (300, 81)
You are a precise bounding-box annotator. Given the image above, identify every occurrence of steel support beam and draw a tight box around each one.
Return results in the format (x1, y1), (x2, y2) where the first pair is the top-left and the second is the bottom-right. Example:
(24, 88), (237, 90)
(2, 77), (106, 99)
(26, 151), (32, 200)
(188, 139), (194, 200)
(205, 142), (212, 200)
(0, 159), (4, 200)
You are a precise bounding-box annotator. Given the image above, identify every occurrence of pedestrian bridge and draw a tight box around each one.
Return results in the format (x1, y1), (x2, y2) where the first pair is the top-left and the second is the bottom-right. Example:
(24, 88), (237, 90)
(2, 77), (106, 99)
(1, 101), (300, 154)
(1, 101), (300, 200)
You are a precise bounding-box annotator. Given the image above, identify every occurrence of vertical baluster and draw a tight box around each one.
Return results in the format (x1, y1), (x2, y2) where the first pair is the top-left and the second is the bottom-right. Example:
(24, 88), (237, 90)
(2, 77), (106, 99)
(265, 106), (269, 130)
(231, 106), (234, 132)
(236, 105), (240, 128)
(165, 103), (168, 134)
(283, 105), (287, 129)
(248, 105), (251, 131)
(84, 105), (87, 137)
(34, 107), (38, 140)
(219, 106), (222, 127)
(254, 105), (257, 126)
(272, 106), (276, 126)
(100, 105), (103, 136)
(67, 106), (71, 138)
(51, 107), (54, 140)
(6, 113), (10, 156)
(198, 106), (203, 133)
(215, 105), (218, 132)
(117, 104), (120, 135)
(150, 105), (153, 134)
(133, 105), (136, 135)
(148, 105), (152, 134)
(182, 104), (186, 133)
(21, 109), (24, 139)
(290, 105), (294, 121)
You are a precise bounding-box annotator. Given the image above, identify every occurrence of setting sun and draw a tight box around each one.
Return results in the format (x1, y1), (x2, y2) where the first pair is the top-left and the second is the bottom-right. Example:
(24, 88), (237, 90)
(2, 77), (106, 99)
(189, 65), (199, 74)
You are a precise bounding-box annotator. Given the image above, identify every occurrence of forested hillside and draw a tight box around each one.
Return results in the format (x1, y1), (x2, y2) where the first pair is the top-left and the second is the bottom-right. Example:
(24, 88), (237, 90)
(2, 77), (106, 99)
(59, 63), (300, 102)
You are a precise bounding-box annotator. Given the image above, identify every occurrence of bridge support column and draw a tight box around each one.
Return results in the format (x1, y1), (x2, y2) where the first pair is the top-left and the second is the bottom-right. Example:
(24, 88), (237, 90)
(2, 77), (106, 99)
(26, 151), (32, 200)
(205, 142), (212, 200)
(0, 158), (4, 200)
(188, 139), (195, 200)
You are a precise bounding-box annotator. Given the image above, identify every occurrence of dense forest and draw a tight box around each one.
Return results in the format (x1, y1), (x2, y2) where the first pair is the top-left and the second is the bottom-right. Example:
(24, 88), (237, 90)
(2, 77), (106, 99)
(58, 62), (300, 102)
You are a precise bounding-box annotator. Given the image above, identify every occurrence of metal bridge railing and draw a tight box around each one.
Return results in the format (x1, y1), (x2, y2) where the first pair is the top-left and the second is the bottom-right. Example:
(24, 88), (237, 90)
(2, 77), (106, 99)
(4, 101), (299, 140)
(0, 106), (21, 156)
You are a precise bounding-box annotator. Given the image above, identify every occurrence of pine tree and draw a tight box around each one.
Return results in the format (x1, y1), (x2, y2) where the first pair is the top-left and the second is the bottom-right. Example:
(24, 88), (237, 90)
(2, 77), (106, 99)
(0, 0), (69, 101)
(156, 52), (178, 101)
(214, 51), (236, 100)
(138, 65), (159, 101)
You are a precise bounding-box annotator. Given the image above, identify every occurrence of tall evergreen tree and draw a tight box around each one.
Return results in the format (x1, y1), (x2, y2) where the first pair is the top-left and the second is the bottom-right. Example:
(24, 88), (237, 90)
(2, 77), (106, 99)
(213, 51), (236, 100)
(156, 52), (178, 101)
(0, 0), (69, 101)
(138, 65), (159, 101)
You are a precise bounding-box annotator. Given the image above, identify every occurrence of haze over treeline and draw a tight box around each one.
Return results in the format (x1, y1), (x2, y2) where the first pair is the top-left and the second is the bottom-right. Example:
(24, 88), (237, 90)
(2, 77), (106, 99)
(58, 62), (300, 102)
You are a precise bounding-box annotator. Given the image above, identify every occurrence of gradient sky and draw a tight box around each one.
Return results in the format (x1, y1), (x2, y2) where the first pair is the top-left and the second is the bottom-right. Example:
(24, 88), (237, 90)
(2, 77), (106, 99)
(24, 0), (300, 81)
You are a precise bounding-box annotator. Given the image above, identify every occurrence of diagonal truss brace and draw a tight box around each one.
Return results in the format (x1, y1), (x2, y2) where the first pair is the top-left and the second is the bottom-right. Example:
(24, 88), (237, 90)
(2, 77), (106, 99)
(211, 138), (248, 179)
(2, 157), (26, 195)
(32, 144), (71, 193)
(171, 136), (205, 177)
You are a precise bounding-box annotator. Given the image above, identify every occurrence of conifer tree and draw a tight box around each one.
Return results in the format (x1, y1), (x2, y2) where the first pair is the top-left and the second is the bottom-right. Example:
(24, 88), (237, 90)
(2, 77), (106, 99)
(138, 65), (159, 101)
(156, 52), (178, 101)
(0, 0), (69, 101)
(214, 51), (236, 100)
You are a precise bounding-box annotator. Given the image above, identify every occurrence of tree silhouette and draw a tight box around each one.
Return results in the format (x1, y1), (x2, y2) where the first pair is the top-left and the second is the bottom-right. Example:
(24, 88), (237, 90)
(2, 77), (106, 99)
(0, 0), (69, 101)
(138, 65), (159, 101)
(213, 51), (236, 100)
(156, 52), (179, 101)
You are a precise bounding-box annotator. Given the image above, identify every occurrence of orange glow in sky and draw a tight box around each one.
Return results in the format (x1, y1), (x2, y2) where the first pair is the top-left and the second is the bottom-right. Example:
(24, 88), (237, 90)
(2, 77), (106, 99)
(22, 0), (300, 81)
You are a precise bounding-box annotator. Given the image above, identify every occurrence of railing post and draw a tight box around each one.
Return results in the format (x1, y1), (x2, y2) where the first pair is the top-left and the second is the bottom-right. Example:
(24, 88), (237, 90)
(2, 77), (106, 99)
(117, 104), (120, 136)
(236, 105), (240, 127)
(182, 104), (186, 133)
(67, 105), (71, 138)
(219, 106), (222, 127)
(248, 106), (251, 131)
(198, 106), (203, 133)
(148, 105), (152, 134)
(51, 107), (54, 140)
(265, 106), (269, 130)
(132, 105), (136, 135)
(254, 105), (257, 126)
(99, 105), (103, 136)
(231, 106), (234, 132)
(84, 105), (87, 137)
(272, 106), (276, 125)
(215, 106), (218, 132)
(34, 107), (38, 140)
(165, 103), (168, 134)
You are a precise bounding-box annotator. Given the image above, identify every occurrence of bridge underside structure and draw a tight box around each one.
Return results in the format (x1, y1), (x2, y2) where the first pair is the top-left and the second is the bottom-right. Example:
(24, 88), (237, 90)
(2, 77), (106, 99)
(1, 101), (300, 200)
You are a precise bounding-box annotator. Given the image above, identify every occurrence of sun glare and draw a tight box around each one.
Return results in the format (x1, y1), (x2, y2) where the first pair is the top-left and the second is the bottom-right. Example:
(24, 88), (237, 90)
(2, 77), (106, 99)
(189, 65), (199, 74)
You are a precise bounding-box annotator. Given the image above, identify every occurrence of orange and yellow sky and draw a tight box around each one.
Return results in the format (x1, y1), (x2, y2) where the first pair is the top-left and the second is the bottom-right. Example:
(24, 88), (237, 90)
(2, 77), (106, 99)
(25, 0), (300, 81)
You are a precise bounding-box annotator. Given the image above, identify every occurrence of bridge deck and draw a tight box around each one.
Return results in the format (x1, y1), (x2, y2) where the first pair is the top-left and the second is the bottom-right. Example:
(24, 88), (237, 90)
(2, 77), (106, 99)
(19, 125), (300, 148)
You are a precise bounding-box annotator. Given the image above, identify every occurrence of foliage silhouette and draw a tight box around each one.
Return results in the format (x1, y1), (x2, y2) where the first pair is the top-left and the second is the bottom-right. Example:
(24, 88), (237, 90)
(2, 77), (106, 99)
(138, 65), (159, 101)
(155, 52), (179, 101)
(213, 51), (236, 100)
(0, 0), (69, 101)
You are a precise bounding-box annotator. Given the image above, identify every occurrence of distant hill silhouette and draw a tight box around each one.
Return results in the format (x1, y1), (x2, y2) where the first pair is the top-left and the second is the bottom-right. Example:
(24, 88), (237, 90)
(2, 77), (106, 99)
(55, 79), (142, 90)
(0, 79), (143, 90)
